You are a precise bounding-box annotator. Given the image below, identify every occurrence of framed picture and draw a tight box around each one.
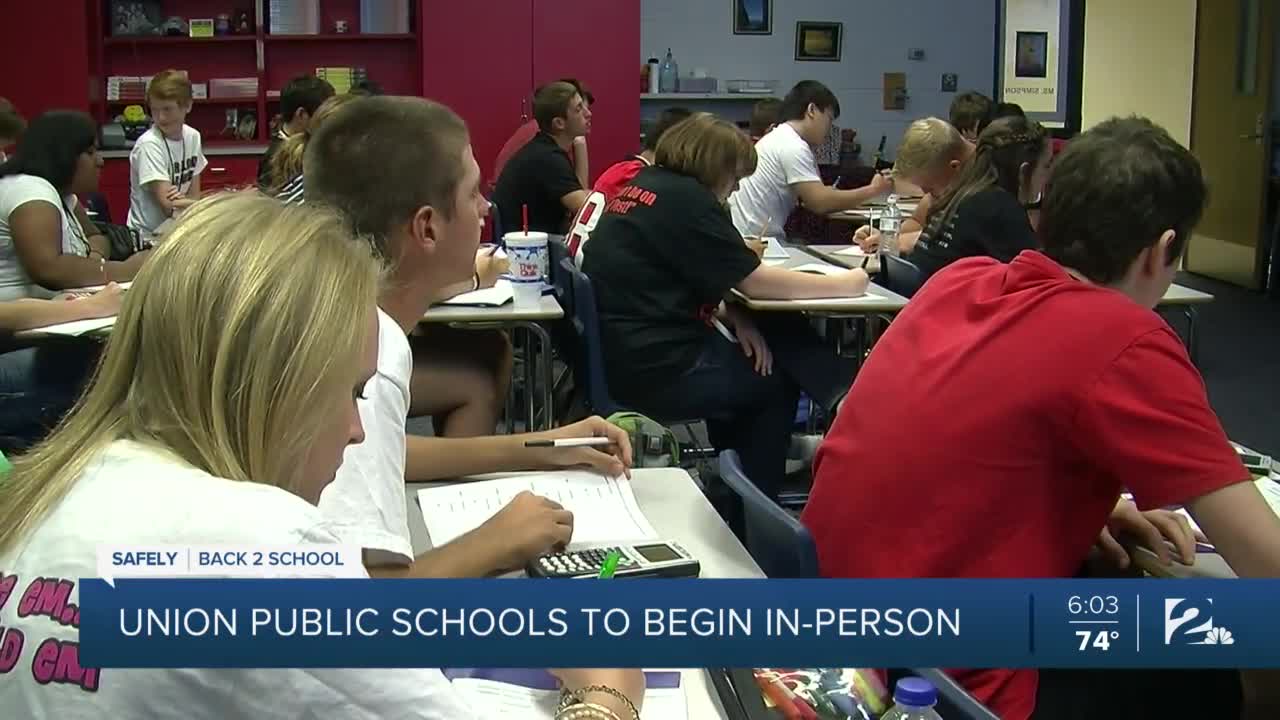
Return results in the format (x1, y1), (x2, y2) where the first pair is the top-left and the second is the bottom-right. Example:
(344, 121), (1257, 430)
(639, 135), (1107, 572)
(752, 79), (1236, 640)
(795, 21), (842, 62)
(1014, 30), (1049, 78)
(733, 0), (772, 35)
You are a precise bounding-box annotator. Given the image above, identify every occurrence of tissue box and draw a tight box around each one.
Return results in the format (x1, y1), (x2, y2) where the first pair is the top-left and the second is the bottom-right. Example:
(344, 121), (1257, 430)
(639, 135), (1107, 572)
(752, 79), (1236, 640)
(678, 77), (718, 93)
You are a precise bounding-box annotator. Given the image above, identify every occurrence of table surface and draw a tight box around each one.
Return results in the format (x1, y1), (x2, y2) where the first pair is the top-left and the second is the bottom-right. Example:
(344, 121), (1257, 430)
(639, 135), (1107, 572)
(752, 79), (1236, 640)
(407, 468), (762, 719)
(801, 243), (882, 274)
(735, 246), (908, 313)
(420, 294), (564, 324)
(1158, 283), (1215, 306)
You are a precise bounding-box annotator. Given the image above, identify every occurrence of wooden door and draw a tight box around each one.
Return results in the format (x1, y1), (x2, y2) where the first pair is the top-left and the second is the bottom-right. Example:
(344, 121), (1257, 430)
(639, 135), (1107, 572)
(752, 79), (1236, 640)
(1186, 0), (1275, 288)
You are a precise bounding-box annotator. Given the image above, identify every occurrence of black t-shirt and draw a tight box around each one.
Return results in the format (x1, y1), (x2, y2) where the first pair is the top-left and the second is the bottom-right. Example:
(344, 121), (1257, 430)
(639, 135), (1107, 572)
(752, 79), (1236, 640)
(582, 166), (761, 402)
(492, 132), (581, 234)
(911, 186), (1038, 280)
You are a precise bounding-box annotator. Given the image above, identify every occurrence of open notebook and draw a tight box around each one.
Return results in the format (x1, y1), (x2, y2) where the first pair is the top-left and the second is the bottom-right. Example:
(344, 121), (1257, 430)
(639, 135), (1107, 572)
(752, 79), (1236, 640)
(21, 315), (117, 337)
(416, 471), (658, 550)
(439, 280), (515, 308)
(445, 669), (686, 720)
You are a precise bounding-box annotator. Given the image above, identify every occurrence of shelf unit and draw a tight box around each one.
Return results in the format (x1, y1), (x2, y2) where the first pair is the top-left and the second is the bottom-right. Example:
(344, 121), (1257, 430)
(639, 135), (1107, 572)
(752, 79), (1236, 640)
(89, 0), (423, 147)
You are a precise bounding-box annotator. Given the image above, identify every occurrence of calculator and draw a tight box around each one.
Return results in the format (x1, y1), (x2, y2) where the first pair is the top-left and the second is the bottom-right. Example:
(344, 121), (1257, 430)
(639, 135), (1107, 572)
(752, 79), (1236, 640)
(527, 541), (700, 579)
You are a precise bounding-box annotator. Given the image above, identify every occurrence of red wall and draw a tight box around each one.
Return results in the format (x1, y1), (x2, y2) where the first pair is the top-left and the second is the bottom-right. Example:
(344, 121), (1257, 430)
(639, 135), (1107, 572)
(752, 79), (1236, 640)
(0, 4), (91, 116)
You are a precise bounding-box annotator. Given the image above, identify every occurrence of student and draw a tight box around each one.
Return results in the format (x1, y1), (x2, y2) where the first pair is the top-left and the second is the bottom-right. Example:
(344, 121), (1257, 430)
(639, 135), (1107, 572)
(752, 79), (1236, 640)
(259, 75), (335, 187)
(949, 90), (994, 142)
(593, 107), (691, 201)
(0, 285), (121, 451)
(855, 117), (973, 255)
(127, 69), (207, 242)
(0, 97), (25, 163)
(583, 113), (864, 495)
(803, 116), (1280, 719)
(0, 111), (147, 298)
(994, 101), (1026, 120)
(266, 92), (358, 202)
(729, 80), (891, 239)
(492, 81), (593, 235)
(493, 78), (593, 188)
(0, 192), (645, 720)
(748, 97), (782, 143)
(305, 96), (634, 576)
(908, 116), (1048, 282)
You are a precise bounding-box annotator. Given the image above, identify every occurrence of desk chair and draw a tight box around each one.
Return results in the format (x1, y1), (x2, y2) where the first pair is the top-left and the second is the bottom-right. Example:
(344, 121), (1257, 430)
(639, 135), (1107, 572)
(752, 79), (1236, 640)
(718, 450), (818, 578)
(887, 669), (999, 720)
(882, 253), (924, 298)
(487, 200), (504, 245)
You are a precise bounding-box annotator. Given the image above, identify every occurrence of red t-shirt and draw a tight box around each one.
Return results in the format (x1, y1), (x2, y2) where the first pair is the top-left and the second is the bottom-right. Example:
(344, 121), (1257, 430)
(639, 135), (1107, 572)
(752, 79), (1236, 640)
(802, 250), (1247, 720)
(592, 156), (649, 201)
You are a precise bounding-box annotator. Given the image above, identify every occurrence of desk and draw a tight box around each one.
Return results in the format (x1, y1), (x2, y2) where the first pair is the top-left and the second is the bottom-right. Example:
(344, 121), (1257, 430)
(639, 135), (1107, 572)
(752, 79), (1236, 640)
(406, 468), (764, 719)
(1155, 284), (1215, 364)
(800, 243), (882, 275)
(419, 295), (564, 431)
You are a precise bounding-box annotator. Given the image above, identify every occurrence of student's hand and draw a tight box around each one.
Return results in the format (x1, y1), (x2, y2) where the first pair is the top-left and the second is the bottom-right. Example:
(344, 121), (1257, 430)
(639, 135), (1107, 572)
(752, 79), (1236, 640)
(1096, 499), (1202, 568)
(474, 252), (510, 289)
(526, 416), (634, 478)
(853, 224), (881, 253)
(74, 283), (124, 319)
(743, 236), (767, 259)
(166, 186), (184, 201)
(551, 668), (646, 716)
(479, 491), (574, 569)
(728, 310), (772, 376)
(864, 171), (893, 196)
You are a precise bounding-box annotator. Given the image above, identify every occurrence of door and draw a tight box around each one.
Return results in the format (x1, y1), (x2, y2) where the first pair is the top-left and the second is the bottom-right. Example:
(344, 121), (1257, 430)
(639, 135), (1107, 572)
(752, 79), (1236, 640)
(531, 0), (641, 186)
(421, 0), (534, 188)
(1186, 0), (1275, 288)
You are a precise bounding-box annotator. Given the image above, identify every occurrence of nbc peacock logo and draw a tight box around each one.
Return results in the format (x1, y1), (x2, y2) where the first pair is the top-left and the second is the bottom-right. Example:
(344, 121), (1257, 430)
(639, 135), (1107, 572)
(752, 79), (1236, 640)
(1164, 598), (1235, 646)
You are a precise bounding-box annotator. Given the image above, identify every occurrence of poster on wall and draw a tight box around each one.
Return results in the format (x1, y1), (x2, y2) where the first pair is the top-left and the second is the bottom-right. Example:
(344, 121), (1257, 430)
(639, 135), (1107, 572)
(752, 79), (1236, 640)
(1002, 0), (1060, 114)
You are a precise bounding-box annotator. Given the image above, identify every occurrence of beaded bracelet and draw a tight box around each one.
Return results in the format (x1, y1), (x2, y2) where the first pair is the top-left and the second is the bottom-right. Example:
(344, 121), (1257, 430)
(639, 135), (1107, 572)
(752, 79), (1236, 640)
(554, 701), (622, 720)
(557, 685), (639, 720)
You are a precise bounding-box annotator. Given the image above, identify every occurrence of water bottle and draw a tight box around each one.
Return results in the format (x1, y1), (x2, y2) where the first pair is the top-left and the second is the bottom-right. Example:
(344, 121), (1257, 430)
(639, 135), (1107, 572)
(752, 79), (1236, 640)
(880, 192), (901, 256)
(659, 48), (679, 93)
(881, 677), (944, 720)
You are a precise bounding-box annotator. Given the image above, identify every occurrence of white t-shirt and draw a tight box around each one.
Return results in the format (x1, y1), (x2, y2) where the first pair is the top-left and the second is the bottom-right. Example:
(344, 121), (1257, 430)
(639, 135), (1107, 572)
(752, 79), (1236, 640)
(0, 439), (470, 719)
(127, 124), (207, 239)
(318, 307), (416, 563)
(0, 173), (90, 301)
(728, 122), (821, 238)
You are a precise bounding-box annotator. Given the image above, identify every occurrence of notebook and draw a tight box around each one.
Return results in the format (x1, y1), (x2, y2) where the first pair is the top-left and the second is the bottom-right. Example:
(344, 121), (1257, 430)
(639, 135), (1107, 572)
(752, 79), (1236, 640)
(416, 472), (658, 550)
(445, 669), (686, 720)
(439, 280), (515, 307)
(761, 237), (790, 260)
(22, 316), (117, 337)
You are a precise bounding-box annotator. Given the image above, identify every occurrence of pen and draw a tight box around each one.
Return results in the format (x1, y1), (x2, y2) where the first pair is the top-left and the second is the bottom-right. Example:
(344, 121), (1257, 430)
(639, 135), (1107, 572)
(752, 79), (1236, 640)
(597, 550), (621, 579)
(523, 437), (613, 448)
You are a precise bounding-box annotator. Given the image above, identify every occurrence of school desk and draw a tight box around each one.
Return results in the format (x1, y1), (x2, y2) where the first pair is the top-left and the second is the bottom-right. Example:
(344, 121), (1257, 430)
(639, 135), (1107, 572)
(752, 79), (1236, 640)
(419, 294), (564, 432)
(799, 243), (882, 274)
(407, 467), (764, 719)
(1155, 283), (1215, 365)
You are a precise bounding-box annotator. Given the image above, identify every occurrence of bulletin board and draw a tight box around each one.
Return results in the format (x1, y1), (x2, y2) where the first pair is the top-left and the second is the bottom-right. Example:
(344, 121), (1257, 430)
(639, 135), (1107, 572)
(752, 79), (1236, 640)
(997, 0), (1083, 131)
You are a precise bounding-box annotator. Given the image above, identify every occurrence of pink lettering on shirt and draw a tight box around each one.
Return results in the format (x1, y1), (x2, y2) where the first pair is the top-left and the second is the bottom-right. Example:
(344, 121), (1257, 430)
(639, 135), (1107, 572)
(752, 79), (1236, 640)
(30, 638), (100, 692)
(16, 577), (79, 627)
(0, 626), (24, 673)
(0, 573), (17, 610)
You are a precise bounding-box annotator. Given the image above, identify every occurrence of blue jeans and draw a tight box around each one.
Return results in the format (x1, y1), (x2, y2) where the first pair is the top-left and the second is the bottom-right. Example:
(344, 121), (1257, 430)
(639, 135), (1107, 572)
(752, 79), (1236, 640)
(0, 340), (100, 452)
(619, 313), (856, 496)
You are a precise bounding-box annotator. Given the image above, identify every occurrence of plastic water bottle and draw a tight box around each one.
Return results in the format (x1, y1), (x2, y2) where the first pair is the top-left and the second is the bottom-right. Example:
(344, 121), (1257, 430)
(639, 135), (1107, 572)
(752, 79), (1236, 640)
(659, 48), (679, 93)
(880, 192), (901, 256)
(881, 677), (944, 720)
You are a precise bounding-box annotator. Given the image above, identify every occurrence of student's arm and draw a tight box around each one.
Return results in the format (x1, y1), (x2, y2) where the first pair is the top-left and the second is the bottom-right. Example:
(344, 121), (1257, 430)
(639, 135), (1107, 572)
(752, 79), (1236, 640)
(187, 172), (202, 201)
(1188, 482), (1280, 576)
(572, 135), (590, 189)
(10, 202), (146, 289)
(71, 202), (110, 258)
(0, 287), (122, 331)
(560, 189), (590, 215)
(793, 172), (893, 215)
(737, 263), (869, 300)
(148, 180), (197, 214)
(405, 415), (632, 482)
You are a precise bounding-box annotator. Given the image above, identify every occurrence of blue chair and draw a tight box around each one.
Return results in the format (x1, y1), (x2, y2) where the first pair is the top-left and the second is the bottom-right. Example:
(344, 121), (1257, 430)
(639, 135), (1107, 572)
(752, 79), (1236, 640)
(718, 450), (819, 578)
(560, 257), (622, 417)
(882, 253), (925, 298)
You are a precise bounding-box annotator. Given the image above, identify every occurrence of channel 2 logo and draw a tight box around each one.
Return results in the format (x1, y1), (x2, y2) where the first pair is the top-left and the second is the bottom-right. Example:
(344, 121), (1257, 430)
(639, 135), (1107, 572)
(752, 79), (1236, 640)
(1164, 598), (1235, 645)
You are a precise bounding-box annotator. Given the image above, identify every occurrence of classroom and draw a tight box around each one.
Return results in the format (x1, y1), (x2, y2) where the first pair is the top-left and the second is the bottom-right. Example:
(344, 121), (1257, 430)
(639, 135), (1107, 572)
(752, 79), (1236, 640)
(0, 1), (1278, 718)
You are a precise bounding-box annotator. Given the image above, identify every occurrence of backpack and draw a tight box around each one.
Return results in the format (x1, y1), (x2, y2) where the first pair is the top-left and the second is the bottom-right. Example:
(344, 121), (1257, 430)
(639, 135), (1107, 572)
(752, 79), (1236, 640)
(606, 412), (679, 469)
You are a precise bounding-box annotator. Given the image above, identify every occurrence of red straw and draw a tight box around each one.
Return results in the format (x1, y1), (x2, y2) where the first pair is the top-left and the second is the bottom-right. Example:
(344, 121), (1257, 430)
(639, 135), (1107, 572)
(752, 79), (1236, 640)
(521, 204), (529, 234)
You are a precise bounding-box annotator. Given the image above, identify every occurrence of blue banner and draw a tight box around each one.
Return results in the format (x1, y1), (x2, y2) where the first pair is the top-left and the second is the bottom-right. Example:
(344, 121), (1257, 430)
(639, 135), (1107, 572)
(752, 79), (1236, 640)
(78, 578), (1280, 669)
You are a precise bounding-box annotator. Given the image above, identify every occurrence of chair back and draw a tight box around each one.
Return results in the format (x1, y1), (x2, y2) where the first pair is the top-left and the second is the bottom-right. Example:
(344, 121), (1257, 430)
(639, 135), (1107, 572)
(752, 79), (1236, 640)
(882, 253), (925, 298)
(718, 450), (819, 578)
(560, 257), (621, 417)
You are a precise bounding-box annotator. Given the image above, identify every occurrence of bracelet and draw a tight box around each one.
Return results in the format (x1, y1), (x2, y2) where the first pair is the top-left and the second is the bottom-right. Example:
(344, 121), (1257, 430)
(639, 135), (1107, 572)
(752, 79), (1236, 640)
(558, 686), (639, 720)
(554, 701), (622, 720)
(471, 271), (480, 291)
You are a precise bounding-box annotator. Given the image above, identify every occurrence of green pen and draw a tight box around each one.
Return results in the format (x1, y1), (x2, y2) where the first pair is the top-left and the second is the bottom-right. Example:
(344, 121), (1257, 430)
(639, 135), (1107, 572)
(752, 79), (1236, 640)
(597, 550), (622, 579)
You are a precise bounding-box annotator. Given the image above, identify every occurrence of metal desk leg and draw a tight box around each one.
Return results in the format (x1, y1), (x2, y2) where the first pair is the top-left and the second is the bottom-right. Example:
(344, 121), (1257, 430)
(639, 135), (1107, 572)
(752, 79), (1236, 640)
(513, 321), (556, 431)
(1183, 306), (1198, 366)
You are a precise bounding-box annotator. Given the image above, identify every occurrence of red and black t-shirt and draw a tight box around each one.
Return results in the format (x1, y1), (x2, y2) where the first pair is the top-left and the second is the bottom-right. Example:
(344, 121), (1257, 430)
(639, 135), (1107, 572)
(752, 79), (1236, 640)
(582, 165), (760, 403)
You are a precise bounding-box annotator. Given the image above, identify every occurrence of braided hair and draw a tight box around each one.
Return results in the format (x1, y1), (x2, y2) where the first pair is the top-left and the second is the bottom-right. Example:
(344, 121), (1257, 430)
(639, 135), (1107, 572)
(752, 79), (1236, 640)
(925, 116), (1047, 236)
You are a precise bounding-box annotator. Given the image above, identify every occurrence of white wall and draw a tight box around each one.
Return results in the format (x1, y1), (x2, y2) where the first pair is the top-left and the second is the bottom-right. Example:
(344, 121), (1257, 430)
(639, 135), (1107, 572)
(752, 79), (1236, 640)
(1080, 0), (1196, 144)
(641, 0), (998, 155)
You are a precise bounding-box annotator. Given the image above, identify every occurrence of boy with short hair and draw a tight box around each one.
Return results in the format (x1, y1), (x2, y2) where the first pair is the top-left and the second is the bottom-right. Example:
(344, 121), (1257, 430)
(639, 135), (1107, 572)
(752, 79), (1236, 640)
(258, 75), (334, 187)
(748, 97), (781, 142)
(492, 78), (593, 188)
(804, 116), (1280, 718)
(949, 90), (994, 142)
(305, 96), (632, 577)
(729, 80), (891, 239)
(492, 81), (592, 235)
(127, 69), (206, 241)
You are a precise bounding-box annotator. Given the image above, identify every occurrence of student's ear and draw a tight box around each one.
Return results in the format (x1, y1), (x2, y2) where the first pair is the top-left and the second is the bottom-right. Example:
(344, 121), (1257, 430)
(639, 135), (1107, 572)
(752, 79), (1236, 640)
(947, 158), (962, 171)
(1152, 229), (1178, 273)
(553, 116), (568, 133)
(407, 205), (439, 255)
(806, 102), (818, 119)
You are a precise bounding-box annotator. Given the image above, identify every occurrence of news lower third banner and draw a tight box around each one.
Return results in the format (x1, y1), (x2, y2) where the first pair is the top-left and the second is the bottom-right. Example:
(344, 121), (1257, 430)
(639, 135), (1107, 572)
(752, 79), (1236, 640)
(75, 578), (1280, 669)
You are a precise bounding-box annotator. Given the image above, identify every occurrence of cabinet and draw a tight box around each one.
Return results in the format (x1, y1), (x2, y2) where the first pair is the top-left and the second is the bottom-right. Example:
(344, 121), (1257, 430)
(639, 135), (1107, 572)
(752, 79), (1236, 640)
(422, 0), (640, 187)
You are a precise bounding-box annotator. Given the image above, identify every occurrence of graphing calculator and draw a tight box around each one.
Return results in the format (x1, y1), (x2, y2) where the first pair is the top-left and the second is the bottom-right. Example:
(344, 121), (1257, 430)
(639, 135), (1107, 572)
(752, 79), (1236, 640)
(527, 541), (700, 579)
